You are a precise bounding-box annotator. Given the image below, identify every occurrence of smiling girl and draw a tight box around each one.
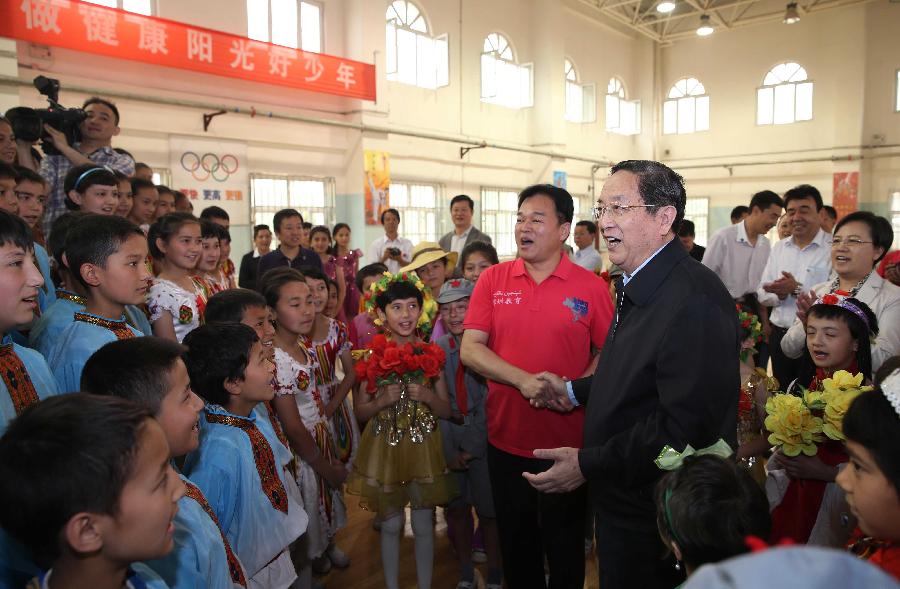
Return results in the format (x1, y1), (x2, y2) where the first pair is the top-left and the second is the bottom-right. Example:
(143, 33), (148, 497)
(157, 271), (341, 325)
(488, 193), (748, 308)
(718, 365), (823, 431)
(62, 164), (119, 216)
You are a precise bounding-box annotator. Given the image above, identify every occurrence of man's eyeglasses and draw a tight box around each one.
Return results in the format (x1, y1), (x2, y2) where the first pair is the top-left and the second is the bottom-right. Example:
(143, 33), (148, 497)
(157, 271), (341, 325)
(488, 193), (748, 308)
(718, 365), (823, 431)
(831, 237), (873, 247)
(592, 203), (656, 220)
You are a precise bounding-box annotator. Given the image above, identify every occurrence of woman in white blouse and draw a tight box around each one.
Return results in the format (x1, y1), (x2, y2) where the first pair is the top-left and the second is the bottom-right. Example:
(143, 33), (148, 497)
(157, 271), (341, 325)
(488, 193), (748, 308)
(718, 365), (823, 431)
(781, 211), (900, 374)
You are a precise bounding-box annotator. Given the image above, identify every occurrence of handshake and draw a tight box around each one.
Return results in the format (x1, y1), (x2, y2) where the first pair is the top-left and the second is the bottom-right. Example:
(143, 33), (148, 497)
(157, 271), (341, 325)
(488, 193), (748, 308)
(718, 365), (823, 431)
(519, 372), (575, 413)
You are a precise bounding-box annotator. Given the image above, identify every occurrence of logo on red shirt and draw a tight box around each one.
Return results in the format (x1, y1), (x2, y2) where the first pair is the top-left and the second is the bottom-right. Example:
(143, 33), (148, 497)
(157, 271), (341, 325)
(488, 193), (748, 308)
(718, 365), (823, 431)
(563, 297), (588, 322)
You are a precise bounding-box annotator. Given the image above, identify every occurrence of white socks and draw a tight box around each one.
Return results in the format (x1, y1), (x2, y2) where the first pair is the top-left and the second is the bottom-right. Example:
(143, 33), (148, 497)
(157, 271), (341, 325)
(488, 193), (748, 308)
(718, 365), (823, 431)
(380, 509), (435, 589)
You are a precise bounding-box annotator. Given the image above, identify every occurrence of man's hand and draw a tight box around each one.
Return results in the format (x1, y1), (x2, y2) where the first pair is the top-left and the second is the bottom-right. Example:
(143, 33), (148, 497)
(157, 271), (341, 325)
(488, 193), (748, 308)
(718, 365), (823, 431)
(43, 124), (71, 153)
(763, 272), (800, 300)
(522, 448), (586, 493)
(518, 373), (552, 400)
(529, 372), (574, 413)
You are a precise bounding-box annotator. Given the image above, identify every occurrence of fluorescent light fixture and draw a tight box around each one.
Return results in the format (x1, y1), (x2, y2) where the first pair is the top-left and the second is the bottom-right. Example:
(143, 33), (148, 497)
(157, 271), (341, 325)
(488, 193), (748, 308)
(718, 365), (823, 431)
(783, 2), (801, 24)
(657, 1), (676, 13)
(696, 14), (714, 36)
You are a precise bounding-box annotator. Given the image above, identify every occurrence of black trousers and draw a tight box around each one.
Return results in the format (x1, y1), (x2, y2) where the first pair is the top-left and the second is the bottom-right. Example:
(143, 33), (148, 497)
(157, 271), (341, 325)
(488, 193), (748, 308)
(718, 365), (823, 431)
(769, 325), (802, 390)
(487, 444), (587, 589)
(595, 513), (684, 589)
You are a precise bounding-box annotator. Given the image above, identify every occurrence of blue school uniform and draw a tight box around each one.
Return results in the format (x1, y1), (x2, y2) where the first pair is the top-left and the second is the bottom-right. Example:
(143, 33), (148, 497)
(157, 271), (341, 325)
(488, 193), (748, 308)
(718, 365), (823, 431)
(183, 405), (307, 580)
(34, 244), (56, 313)
(27, 563), (168, 589)
(47, 312), (141, 393)
(27, 290), (84, 357)
(143, 473), (248, 589)
(0, 337), (59, 589)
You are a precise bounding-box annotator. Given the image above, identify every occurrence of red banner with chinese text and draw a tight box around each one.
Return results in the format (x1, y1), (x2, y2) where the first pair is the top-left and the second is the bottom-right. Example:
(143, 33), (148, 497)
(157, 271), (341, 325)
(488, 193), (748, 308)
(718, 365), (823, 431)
(0, 0), (376, 101)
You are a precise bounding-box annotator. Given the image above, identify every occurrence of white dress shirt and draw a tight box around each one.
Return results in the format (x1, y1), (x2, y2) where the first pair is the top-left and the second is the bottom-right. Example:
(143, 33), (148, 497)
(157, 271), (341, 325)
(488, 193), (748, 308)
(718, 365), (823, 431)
(757, 229), (833, 329)
(702, 220), (771, 299)
(780, 271), (900, 372)
(573, 246), (603, 272)
(449, 227), (472, 257)
(368, 235), (413, 274)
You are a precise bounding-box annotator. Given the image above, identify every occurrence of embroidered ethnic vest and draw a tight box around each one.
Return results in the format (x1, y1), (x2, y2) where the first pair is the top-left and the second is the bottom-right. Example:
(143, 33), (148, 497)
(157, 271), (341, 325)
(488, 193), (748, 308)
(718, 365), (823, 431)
(183, 480), (248, 587)
(0, 344), (40, 416)
(73, 312), (136, 340)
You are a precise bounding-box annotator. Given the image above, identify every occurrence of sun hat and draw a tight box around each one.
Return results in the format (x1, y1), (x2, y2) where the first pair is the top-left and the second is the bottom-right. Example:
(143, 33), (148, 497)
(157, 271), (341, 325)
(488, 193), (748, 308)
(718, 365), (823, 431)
(400, 241), (458, 273)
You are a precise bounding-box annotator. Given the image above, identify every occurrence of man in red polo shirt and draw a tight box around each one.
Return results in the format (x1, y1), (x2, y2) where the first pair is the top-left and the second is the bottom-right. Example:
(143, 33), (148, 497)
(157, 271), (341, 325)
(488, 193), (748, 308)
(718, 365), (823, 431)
(462, 184), (613, 589)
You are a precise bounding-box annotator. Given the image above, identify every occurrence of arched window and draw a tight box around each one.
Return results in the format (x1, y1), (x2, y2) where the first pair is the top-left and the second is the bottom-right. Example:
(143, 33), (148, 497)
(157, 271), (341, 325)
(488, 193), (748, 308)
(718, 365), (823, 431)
(385, 0), (448, 89)
(663, 77), (708, 134)
(481, 33), (532, 109)
(757, 62), (813, 125)
(606, 77), (640, 135)
(564, 59), (596, 123)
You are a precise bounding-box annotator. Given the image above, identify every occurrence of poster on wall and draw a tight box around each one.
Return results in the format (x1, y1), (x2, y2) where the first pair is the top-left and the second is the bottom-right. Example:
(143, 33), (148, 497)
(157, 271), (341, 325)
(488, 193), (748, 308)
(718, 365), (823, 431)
(169, 136), (249, 225)
(552, 171), (567, 190)
(364, 150), (390, 226)
(832, 172), (859, 220)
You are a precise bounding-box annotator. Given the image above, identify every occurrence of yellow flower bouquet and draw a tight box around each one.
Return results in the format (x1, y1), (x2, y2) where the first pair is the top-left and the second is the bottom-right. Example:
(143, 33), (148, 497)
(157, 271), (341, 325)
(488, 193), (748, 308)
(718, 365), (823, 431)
(764, 370), (871, 456)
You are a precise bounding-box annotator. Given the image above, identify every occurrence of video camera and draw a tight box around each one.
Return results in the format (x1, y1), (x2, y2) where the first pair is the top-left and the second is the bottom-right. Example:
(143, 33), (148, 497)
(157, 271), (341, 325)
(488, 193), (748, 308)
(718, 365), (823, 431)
(5, 76), (87, 156)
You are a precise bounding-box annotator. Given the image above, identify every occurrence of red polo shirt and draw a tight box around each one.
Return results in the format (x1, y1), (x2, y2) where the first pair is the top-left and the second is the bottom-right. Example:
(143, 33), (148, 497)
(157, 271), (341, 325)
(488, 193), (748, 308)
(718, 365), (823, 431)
(464, 253), (613, 457)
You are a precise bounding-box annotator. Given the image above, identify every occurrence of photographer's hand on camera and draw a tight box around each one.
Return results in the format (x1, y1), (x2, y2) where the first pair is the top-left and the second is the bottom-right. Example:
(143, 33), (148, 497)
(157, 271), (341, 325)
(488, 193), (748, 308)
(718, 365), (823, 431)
(43, 124), (94, 167)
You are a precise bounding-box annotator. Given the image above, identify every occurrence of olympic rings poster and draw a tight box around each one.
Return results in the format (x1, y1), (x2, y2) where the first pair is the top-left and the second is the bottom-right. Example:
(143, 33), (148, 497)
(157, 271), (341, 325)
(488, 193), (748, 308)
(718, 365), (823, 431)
(169, 136), (249, 225)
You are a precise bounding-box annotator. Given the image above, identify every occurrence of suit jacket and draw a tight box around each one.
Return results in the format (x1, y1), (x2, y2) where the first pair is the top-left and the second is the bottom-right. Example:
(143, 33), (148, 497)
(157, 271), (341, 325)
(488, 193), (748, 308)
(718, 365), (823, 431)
(572, 237), (739, 527)
(439, 226), (492, 267)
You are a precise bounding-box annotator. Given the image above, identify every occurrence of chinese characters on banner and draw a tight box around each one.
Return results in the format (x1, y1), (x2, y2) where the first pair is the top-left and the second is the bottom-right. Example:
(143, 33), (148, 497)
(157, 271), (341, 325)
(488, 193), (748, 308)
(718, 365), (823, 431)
(169, 136), (249, 226)
(364, 150), (390, 226)
(832, 171), (859, 220)
(1, 0), (376, 101)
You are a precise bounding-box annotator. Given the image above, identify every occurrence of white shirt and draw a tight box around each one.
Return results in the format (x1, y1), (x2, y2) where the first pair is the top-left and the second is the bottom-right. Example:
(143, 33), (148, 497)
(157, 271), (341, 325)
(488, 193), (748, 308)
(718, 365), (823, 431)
(623, 240), (670, 286)
(756, 228), (833, 328)
(702, 220), (772, 299)
(573, 246), (603, 272)
(780, 271), (900, 372)
(368, 235), (413, 274)
(450, 227), (472, 257)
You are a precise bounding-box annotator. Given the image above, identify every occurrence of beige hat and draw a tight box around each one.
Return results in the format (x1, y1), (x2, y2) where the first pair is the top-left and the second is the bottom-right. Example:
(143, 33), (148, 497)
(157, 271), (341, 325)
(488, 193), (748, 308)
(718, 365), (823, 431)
(400, 242), (458, 273)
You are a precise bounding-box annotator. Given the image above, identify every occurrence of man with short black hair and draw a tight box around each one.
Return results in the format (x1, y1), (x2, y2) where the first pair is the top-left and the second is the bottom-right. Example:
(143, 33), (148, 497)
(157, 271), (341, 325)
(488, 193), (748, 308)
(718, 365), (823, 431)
(256, 208), (322, 277)
(439, 194), (491, 267)
(461, 183), (613, 589)
(731, 205), (750, 224)
(757, 184), (832, 387)
(820, 204), (837, 234)
(572, 220), (603, 272)
(677, 219), (705, 261)
(18, 97), (134, 233)
(368, 208), (412, 273)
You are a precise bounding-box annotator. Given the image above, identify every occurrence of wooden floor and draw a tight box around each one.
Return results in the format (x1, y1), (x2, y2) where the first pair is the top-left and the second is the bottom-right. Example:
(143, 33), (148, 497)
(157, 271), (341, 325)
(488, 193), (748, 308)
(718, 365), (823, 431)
(319, 500), (601, 589)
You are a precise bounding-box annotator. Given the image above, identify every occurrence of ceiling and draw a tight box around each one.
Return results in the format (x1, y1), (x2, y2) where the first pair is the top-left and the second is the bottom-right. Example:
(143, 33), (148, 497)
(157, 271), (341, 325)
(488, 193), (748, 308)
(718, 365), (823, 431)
(573, 0), (879, 43)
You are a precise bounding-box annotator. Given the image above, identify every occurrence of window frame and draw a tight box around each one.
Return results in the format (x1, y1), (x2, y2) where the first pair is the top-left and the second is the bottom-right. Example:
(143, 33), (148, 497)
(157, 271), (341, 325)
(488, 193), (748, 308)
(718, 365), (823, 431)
(684, 196), (710, 247)
(564, 59), (596, 124)
(249, 173), (335, 247)
(480, 32), (533, 110)
(388, 179), (443, 246)
(385, 0), (449, 90)
(890, 189), (900, 251)
(605, 77), (641, 135)
(246, 0), (324, 53)
(895, 69), (900, 113)
(150, 168), (171, 187)
(756, 62), (814, 126)
(480, 186), (520, 258)
(663, 77), (710, 135)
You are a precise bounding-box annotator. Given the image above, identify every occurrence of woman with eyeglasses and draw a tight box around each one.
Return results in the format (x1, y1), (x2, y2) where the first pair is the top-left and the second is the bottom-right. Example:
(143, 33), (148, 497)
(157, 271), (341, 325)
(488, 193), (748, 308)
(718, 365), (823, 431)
(780, 211), (900, 373)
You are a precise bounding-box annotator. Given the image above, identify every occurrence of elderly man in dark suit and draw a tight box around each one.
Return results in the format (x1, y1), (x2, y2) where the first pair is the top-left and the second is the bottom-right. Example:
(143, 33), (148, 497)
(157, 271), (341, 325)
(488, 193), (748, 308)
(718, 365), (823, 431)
(525, 161), (740, 589)
(439, 194), (491, 267)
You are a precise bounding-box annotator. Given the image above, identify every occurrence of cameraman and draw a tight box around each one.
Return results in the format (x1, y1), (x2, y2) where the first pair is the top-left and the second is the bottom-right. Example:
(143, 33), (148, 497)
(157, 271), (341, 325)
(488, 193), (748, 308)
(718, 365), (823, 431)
(17, 97), (134, 233)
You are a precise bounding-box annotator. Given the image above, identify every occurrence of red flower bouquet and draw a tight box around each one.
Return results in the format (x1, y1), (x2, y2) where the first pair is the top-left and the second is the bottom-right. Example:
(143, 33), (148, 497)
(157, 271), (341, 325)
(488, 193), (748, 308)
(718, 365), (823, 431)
(354, 334), (446, 445)
(354, 334), (446, 394)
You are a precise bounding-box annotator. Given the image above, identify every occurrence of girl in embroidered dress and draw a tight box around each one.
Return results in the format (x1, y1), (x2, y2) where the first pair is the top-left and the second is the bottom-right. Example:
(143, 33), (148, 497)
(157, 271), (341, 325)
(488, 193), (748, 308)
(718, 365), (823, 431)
(300, 269), (359, 473)
(147, 213), (207, 343)
(194, 220), (225, 295)
(347, 277), (457, 589)
(768, 296), (879, 546)
(261, 268), (349, 580)
(331, 223), (363, 318)
(309, 226), (347, 323)
(839, 362), (900, 581)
